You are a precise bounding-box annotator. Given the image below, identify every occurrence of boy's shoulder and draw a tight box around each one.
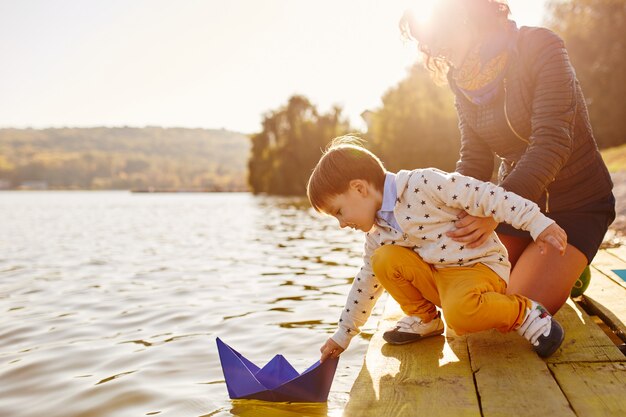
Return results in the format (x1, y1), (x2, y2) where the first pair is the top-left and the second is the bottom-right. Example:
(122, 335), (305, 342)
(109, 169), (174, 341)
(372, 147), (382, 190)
(397, 168), (454, 188)
(395, 168), (458, 204)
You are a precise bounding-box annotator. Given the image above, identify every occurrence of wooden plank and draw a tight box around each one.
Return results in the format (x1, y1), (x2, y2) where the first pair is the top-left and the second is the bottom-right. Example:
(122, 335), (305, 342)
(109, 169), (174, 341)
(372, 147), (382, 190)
(462, 289), (624, 416)
(590, 250), (626, 289)
(346, 270), (625, 417)
(548, 298), (625, 363)
(583, 266), (626, 343)
(549, 362), (626, 417)
(343, 298), (481, 417)
(605, 245), (626, 264)
(467, 330), (576, 417)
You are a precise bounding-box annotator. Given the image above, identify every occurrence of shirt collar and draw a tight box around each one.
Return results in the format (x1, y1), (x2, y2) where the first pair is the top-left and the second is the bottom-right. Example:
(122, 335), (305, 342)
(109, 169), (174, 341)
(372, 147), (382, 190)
(379, 172), (397, 213)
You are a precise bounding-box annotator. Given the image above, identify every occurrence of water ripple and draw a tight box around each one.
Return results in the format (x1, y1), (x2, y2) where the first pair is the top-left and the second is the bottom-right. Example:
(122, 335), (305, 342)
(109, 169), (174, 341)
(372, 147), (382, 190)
(0, 192), (381, 417)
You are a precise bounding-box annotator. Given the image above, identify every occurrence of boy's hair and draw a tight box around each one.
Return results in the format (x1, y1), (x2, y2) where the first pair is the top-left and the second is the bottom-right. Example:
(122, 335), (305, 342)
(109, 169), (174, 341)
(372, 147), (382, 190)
(307, 135), (386, 213)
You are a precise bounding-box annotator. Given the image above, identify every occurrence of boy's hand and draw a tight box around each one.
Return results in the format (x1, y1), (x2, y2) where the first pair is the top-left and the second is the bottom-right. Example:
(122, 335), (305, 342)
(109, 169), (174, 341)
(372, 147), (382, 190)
(320, 338), (344, 363)
(536, 223), (567, 255)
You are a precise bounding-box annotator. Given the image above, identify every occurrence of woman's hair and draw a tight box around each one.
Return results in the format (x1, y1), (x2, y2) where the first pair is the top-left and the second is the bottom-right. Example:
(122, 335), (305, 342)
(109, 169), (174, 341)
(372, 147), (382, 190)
(399, 0), (511, 83)
(307, 136), (386, 213)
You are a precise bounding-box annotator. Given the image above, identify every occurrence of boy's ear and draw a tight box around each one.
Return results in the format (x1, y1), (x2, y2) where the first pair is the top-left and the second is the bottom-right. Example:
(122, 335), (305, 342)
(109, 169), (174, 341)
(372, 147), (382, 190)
(349, 179), (369, 196)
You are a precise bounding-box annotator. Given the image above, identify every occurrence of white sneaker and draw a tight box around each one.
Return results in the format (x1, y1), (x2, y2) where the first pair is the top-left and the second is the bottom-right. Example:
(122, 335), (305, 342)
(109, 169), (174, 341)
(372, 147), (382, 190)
(517, 301), (565, 358)
(383, 311), (444, 345)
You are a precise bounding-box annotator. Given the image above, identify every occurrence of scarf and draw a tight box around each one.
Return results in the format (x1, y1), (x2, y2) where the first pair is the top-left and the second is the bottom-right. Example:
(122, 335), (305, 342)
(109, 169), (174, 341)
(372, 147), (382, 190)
(453, 20), (518, 105)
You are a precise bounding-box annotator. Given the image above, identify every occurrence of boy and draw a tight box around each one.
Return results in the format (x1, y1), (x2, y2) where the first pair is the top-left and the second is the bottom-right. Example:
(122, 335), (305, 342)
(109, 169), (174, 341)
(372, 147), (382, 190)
(307, 136), (567, 362)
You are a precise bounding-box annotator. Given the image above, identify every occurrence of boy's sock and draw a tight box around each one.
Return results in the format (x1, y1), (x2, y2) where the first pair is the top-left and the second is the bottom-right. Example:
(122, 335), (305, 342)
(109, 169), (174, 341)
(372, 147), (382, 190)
(383, 311), (444, 345)
(516, 301), (564, 358)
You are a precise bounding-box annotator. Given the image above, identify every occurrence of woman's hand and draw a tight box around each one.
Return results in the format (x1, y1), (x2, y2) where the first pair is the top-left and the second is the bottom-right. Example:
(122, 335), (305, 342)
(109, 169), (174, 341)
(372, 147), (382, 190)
(320, 338), (344, 363)
(446, 211), (498, 248)
(536, 223), (567, 255)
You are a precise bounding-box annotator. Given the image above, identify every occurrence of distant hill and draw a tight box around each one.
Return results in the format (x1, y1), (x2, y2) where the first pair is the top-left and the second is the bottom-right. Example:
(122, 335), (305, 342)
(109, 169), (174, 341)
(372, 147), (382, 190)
(0, 127), (250, 191)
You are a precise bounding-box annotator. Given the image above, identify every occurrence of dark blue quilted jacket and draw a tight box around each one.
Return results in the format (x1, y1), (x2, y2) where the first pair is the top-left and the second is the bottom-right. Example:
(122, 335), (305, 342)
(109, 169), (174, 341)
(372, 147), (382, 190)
(451, 26), (613, 213)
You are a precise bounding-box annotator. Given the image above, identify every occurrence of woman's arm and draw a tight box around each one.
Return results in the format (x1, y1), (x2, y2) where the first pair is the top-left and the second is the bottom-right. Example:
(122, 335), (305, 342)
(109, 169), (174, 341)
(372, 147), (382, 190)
(450, 29), (578, 246)
(451, 98), (498, 247)
(500, 28), (576, 202)
(454, 98), (495, 182)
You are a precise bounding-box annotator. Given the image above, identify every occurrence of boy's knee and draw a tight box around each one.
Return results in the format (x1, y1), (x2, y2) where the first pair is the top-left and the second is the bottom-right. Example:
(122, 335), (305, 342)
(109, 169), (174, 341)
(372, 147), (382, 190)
(442, 295), (481, 334)
(371, 245), (405, 277)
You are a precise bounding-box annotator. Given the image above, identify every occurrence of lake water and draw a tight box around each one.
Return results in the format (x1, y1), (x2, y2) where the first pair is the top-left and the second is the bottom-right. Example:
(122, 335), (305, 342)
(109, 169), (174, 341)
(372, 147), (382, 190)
(0, 191), (384, 417)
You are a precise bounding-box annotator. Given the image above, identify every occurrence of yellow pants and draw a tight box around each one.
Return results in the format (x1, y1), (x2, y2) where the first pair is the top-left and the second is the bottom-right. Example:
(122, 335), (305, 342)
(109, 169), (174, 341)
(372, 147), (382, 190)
(371, 245), (531, 334)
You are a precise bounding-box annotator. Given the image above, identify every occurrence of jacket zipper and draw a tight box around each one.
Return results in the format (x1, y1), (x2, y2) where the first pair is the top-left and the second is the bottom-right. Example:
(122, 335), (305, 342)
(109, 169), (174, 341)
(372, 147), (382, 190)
(503, 79), (552, 213)
(503, 79), (530, 144)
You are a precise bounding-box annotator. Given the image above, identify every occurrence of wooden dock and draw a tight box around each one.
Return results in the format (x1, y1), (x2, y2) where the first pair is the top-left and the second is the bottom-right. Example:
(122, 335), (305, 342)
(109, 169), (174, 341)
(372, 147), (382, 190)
(343, 248), (626, 417)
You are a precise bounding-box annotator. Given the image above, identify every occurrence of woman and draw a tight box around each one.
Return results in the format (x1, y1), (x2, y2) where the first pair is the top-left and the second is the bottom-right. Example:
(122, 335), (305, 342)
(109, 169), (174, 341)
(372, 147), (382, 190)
(400, 0), (615, 314)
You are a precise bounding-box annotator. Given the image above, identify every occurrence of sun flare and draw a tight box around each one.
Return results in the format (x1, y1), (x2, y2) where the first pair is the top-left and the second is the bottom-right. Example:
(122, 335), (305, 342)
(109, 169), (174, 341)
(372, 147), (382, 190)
(404, 0), (437, 26)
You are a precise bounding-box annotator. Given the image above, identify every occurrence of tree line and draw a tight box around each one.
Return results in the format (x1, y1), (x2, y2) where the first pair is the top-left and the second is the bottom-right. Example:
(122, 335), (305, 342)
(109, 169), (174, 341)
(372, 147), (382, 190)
(248, 0), (626, 195)
(0, 127), (249, 191)
(0, 1), (621, 193)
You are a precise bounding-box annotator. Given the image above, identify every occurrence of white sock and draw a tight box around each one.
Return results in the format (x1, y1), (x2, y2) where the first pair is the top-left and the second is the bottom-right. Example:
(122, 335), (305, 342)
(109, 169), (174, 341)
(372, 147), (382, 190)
(517, 301), (551, 346)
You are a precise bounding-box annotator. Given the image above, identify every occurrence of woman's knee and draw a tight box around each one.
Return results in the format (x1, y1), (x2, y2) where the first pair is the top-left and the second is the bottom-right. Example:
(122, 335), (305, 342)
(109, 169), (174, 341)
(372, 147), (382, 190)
(506, 244), (587, 314)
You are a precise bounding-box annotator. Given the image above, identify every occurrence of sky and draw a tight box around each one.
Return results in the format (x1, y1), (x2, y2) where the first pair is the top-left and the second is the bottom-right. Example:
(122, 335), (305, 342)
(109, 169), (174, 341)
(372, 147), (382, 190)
(0, 0), (547, 134)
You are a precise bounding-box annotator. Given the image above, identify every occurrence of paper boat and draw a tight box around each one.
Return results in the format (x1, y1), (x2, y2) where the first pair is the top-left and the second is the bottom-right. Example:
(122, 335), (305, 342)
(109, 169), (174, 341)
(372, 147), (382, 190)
(216, 337), (338, 402)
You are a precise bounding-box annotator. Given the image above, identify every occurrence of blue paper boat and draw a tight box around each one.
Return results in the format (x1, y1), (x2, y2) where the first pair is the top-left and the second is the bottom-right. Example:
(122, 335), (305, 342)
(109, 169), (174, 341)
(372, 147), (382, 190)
(216, 337), (338, 402)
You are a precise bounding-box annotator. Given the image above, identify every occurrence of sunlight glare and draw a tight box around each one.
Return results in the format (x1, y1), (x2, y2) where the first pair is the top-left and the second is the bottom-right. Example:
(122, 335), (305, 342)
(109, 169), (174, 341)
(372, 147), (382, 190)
(401, 0), (437, 42)
(439, 339), (460, 366)
(405, 0), (437, 26)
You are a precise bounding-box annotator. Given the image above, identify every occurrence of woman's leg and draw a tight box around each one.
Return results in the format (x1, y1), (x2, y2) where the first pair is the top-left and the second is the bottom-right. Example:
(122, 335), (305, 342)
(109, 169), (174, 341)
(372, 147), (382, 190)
(505, 240), (587, 314)
(497, 233), (532, 268)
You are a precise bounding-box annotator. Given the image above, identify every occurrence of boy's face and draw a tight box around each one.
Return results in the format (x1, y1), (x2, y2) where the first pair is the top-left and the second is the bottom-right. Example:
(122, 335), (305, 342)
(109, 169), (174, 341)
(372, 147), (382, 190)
(322, 180), (380, 233)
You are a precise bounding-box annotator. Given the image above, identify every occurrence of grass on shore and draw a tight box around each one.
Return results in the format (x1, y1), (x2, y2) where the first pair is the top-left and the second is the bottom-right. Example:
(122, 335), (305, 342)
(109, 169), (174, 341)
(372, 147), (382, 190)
(601, 143), (626, 173)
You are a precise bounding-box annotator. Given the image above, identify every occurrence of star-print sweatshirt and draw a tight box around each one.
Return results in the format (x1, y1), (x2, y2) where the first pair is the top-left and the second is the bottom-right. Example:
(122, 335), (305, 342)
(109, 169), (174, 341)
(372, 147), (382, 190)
(331, 168), (555, 349)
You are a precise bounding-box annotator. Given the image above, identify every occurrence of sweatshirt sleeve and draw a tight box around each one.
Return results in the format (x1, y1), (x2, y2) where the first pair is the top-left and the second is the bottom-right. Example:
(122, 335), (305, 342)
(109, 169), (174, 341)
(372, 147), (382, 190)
(330, 232), (385, 350)
(421, 169), (554, 240)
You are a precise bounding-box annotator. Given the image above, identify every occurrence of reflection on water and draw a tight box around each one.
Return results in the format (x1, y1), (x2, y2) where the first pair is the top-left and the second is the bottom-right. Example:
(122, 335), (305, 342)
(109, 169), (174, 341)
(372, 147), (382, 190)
(227, 399), (330, 417)
(0, 192), (383, 417)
